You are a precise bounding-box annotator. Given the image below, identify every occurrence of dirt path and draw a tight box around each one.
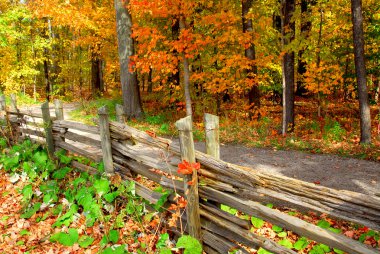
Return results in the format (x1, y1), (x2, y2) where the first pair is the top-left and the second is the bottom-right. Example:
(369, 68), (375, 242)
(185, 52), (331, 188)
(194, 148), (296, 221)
(191, 142), (380, 196)
(21, 103), (380, 196)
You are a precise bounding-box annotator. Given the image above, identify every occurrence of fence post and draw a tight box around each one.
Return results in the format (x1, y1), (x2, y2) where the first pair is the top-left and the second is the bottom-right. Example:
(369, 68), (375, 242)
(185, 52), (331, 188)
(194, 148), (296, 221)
(0, 95), (5, 112)
(10, 94), (17, 112)
(204, 113), (220, 159)
(41, 101), (55, 158)
(115, 104), (125, 123)
(54, 99), (64, 120)
(175, 116), (201, 241)
(98, 106), (114, 175)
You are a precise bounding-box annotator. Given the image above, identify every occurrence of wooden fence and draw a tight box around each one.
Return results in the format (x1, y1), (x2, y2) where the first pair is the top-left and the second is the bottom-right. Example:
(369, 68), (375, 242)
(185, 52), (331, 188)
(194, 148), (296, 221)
(1, 96), (380, 254)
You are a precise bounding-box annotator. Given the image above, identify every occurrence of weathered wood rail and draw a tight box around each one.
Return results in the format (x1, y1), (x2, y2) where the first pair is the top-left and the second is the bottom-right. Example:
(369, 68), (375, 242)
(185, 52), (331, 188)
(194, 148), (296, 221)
(1, 96), (379, 254)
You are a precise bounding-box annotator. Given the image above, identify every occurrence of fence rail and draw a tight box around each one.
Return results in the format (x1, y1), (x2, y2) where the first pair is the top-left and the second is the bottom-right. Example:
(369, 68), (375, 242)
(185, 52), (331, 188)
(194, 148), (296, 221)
(1, 96), (379, 254)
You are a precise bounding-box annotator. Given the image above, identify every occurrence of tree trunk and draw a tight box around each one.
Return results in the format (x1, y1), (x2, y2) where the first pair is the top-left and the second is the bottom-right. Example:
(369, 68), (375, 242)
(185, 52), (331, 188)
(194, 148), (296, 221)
(375, 79), (380, 103)
(242, 0), (260, 120)
(281, 0), (296, 134)
(351, 0), (371, 144)
(296, 0), (313, 96)
(179, 17), (193, 117)
(169, 18), (180, 96)
(91, 50), (104, 97)
(147, 67), (153, 93)
(114, 0), (143, 119)
(43, 55), (50, 102)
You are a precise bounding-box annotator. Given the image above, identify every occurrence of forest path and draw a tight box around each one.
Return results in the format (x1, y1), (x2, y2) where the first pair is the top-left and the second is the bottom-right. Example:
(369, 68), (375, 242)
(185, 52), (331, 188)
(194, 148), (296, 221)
(21, 103), (380, 196)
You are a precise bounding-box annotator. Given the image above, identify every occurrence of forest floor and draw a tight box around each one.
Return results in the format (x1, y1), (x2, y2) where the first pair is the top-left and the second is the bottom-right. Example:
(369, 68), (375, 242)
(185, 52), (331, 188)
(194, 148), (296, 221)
(19, 102), (380, 196)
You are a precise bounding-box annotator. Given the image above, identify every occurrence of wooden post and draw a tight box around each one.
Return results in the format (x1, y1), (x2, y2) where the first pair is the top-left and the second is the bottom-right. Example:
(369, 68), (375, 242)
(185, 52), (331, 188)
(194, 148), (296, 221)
(54, 99), (64, 120)
(98, 106), (114, 175)
(10, 94), (17, 112)
(115, 104), (125, 123)
(41, 101), (55, 158)
(175, 116), (201, 241)
(204, 113), (221, 208)
(0, 95), (5, 111)
(204, 113), (220, 159)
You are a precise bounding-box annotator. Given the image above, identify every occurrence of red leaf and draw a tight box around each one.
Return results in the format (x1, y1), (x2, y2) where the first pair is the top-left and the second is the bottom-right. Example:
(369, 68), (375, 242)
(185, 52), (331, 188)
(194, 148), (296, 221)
(314, 181), (321, 185)
(177, 160), (201, 175)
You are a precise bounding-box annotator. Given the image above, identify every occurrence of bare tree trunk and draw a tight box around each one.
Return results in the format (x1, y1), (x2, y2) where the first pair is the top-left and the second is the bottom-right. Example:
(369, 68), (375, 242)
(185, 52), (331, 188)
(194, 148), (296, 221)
(242, 0), (260, 120)
(169, 18), (180, 96)
(114, 0), (143, 119)
(91, 50), (104, 97)
(281, 0), (296, 134)
(351, 0), (371, 144)
(296, 0), (314, 96)
(147, 67), (153, 93)
(375, 79), (380, 103)
(179, 17), (192, 117)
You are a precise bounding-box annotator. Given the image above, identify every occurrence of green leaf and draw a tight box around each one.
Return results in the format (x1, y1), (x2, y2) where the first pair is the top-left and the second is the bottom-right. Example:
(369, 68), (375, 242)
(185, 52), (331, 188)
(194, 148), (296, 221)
(294, 237), (309, 250)
(21, 184), (33, 203)
(272, 225), (282, 233)
(126, 200), (136, 215)
(159, 248), (172, 254)
(4, 155), (19, 170)
(32, 151), (48, 167)
(257, 248), (273, 254)
(333, 248), (344, 254)
(317, 219), (331, 229)
(251, 216), (264, 228)
(16, 240), (24, 246)
(154, 191), (170, 210)
(266, 203), (274, 209)
(125, 180), (135, 195)
(101, 245), (127, 254)
(55, 149), (72, 164)
(103, 191), (120, 203)
(78, 235), (94, 248)
(52, 204), (78, 227)
(221, 204), (237, 215)
(277, 232), (287, 238)
(50, 228), (79, 247)
(21, 202), (41, 219)
(94, 179), (110, 196)
(176, 235), (202, 254)
(310, 244), (331, 254)
(328, 227), (342, 234)
(20, 229), (30, 236)
(278, 239), (293, 249)
(319, 244), (331, 252)
(52, 167), (71, 179)
(100, 235), (109, 247)
(156, 233), (169, 249)
(109, 229), (119, 244)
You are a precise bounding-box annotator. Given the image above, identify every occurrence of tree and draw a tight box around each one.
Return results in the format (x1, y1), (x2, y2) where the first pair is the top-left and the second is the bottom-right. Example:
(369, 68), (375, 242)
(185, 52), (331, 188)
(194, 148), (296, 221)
(242, 0), (260, 119)
(351, 0), (371, 144)
(179, 16), (192, 117)
(281, 0), (295, 134)
(114, 0), (143, 118)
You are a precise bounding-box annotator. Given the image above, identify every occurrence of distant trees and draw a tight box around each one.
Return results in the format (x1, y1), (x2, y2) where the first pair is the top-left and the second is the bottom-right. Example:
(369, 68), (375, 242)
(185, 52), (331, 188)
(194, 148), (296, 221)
(0, 0), (378, 142)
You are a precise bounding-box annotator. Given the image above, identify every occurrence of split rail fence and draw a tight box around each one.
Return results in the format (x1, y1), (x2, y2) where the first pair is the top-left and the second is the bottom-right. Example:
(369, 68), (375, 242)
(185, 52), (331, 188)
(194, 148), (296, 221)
(0, 94), (379, 254)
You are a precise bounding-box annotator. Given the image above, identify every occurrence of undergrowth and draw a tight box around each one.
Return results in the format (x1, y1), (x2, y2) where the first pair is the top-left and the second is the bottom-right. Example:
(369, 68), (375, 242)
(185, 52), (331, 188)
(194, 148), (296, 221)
(68, 96), (380, 161)
(0, 138), (201, 253)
